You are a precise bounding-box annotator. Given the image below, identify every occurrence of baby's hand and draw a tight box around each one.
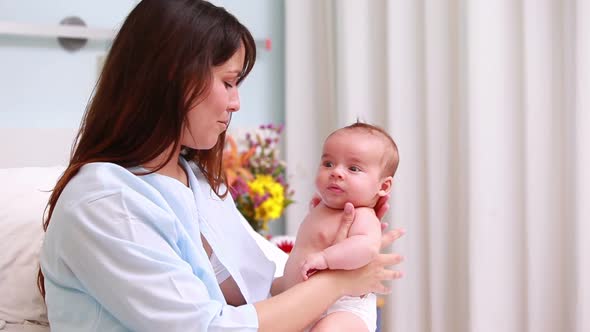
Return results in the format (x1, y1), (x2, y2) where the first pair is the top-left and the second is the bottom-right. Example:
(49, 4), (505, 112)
(301, 252), (328, 280)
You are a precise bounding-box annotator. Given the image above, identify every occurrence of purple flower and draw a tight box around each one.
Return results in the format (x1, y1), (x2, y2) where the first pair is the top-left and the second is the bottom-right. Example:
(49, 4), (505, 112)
(253, 192), (270, 208)
(230, 177), (249, 200)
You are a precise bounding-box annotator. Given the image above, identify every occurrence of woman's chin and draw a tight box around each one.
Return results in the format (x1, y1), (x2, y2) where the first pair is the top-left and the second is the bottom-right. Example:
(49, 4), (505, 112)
(185, 137), (220, 150)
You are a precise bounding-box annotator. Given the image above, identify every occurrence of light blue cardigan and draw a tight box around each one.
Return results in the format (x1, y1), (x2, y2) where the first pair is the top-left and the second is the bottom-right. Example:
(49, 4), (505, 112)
(40, 158), (275, 331)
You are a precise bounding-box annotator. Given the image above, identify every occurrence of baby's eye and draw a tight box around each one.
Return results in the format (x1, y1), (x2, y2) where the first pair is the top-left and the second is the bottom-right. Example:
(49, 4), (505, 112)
(349, 166), (361, 172)
(322, 161), (334, 168)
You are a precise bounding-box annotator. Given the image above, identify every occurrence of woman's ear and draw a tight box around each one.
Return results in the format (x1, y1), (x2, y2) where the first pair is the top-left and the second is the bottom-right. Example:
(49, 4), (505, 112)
(378, 176), (393, 196)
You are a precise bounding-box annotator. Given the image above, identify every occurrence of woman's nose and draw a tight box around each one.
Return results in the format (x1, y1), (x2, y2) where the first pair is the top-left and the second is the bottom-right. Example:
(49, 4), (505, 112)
(228, 88), (240, 112)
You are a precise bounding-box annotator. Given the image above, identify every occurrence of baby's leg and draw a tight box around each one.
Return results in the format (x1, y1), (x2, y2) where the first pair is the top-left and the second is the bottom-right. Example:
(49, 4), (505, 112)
(309, 311), (369, 332)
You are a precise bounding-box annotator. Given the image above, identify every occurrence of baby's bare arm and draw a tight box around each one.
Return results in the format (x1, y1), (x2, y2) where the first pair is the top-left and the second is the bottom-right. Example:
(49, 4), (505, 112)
(320, 208), (381, 270)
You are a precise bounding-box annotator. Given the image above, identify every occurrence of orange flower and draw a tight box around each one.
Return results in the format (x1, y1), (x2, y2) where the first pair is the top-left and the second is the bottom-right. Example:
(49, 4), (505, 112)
(222, 124), (294, 234)
(223, 135), (255, 186)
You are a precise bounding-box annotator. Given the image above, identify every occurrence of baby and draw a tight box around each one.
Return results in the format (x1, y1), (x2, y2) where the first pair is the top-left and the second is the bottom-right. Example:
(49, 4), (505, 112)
(282, 122), (399, 331)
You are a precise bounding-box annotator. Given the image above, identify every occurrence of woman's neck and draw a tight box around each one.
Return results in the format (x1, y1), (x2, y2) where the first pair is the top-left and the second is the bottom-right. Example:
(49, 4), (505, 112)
(143, 145), (188, 187)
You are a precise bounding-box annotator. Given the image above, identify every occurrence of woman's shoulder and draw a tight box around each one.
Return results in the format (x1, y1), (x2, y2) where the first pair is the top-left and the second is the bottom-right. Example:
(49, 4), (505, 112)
(60, 162), (169, 213)
(53, 162), (179, 233)
(75, 162), (144, 187)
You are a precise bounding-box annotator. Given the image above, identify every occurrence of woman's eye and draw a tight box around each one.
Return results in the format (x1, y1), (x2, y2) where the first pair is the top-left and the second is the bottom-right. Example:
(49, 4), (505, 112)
(224, 82), (234, 88)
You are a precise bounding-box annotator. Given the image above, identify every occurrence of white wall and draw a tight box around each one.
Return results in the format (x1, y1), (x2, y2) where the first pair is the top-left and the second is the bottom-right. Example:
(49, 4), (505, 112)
(0, 0), (284, 139)
(0, 0), (286, 233)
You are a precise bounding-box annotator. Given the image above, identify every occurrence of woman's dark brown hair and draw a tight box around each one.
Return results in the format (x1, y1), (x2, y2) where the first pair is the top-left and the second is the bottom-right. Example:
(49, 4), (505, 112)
(38, 0), (256, 297)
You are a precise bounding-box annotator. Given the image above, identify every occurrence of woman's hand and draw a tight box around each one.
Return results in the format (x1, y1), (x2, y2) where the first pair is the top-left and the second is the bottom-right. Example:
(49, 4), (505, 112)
(310, 193), (390, 220)
(327, 230), (405, 297)
(331, 194), (391, 244)
(373, 193), (390, 220)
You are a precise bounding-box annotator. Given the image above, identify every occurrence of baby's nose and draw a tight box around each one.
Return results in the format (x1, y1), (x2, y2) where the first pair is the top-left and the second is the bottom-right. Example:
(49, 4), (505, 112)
(330, 167), (344, 179)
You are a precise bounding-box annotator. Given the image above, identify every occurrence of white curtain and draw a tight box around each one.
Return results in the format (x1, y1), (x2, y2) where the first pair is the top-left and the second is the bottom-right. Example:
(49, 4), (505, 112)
(284, 1), (590, 331)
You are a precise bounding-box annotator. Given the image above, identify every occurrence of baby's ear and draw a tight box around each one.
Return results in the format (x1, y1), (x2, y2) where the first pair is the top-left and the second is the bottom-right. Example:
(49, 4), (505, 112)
(378, 176), (393, 196)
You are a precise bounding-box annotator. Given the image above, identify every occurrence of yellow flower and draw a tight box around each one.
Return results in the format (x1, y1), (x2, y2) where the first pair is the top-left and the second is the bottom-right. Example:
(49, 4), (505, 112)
(248, 175), (285, 223)
(221, 124), (294, 233)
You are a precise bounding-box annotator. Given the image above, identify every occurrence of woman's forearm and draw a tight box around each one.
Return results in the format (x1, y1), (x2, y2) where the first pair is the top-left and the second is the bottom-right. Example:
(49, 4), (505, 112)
(270, 276), (289, 296)
(255, 271), (344, 331)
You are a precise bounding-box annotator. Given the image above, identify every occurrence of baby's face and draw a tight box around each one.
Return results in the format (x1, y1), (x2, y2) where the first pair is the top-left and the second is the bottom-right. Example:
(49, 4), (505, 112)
(315, 130), (390, 209)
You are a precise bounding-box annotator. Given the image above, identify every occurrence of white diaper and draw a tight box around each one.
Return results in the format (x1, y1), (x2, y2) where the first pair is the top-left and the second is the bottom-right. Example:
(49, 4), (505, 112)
(306, 293), (377, 331)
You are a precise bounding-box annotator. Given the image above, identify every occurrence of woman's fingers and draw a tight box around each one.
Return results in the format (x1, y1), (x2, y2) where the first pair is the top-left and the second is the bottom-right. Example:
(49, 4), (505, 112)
(382, 269), (404, 280)
(374, 194), (390, 220)
(332, 203), (355, 244)
(380, 228), (405, 249)
(376, 252), (404, 266)
(372, 270), (404, 295)
(341, 252), (404, 297)
(371, 268), (404, 295)
(373, 284), (391, 295)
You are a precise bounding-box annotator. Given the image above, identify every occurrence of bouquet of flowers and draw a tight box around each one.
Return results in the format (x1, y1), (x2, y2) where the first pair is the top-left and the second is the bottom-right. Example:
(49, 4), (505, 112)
(223, 124), (294, 234)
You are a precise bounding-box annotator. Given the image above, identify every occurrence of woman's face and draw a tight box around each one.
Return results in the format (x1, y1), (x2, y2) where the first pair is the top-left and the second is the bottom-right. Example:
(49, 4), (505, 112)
(181, 46), (245, 150)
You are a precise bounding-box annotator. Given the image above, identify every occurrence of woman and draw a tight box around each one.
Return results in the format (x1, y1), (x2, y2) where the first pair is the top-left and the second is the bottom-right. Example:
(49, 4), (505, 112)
(39, 0), (404, 331)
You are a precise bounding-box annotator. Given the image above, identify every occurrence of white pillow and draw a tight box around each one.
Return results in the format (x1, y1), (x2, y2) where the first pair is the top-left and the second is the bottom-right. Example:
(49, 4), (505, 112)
(0, 167), (65, 324)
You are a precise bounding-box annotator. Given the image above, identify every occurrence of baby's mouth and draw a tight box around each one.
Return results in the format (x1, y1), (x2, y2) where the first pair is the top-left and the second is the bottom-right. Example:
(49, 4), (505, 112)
(327, 184), (344, 193)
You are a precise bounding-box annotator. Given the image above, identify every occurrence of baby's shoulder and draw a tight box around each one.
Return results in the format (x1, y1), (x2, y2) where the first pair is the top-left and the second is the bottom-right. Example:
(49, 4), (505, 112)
(354, 206), (378, 219)
(349, 206), (380, 235)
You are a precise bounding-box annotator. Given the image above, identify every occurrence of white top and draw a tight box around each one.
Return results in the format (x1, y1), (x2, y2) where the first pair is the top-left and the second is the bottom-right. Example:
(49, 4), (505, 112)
(40, 158), (275, 331)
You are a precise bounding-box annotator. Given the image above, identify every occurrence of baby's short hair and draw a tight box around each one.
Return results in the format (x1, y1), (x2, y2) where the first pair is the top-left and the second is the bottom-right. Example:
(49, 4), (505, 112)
(334, 122), (399, 177)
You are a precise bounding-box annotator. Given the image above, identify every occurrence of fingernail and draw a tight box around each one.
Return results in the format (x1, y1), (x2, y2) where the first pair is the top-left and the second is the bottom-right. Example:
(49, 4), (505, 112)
(344, 204), (353, 214)
(399, 228), (406, 235)
(399, 271), (405, 278)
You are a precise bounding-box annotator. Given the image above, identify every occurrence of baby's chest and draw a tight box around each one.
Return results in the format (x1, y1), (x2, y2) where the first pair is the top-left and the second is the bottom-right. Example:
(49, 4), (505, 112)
(304, 212), (344, 249)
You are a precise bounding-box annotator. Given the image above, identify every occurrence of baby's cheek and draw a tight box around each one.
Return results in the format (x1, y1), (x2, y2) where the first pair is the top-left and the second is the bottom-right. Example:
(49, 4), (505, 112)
(314, 173), (324, 190)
